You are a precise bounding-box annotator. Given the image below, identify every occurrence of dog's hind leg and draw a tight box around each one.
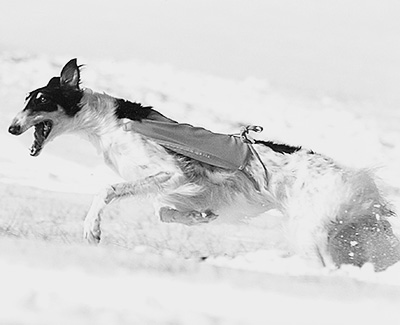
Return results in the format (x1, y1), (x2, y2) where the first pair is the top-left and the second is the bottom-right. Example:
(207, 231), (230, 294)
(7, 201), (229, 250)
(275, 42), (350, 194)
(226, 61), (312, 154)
(83, 172), (172, 244)
(158, 207), (218, 226)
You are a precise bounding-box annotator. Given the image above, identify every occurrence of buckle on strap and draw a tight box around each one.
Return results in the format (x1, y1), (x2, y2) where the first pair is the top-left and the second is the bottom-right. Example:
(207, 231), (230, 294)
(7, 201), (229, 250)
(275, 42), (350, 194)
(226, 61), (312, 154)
(240, 125), (263, 144)
(237, 125), (268, 189)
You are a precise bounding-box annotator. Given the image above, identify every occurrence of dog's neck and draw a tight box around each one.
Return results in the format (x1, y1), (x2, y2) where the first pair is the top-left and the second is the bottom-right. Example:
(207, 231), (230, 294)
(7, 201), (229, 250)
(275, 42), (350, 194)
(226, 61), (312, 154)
(71, 88), (177, 179)
(76, 89), (118, 130)
(72, 89), (122, 150)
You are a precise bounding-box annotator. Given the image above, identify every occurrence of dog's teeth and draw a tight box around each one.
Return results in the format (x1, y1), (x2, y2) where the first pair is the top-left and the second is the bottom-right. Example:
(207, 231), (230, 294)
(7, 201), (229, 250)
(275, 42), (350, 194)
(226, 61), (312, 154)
(42, 121), (52, 137)
(29, 145), (37, 156)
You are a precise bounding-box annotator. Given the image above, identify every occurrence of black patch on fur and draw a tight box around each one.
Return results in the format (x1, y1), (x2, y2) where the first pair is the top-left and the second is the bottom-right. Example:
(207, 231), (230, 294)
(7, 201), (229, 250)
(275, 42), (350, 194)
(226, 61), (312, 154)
(114, 99), (175, 123)
(26, 77), (83, 116)
(114, 99), (154, 121)
(255, 140), (303, 155)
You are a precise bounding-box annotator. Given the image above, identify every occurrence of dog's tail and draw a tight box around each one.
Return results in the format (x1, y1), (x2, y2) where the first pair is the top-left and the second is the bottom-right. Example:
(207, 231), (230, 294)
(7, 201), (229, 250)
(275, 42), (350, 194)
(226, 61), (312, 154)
(327, 170), (400, 271)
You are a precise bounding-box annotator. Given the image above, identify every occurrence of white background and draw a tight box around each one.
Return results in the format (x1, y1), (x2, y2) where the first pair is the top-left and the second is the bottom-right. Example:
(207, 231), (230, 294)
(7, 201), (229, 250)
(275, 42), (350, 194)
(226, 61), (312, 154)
(2, 0), (400, 106)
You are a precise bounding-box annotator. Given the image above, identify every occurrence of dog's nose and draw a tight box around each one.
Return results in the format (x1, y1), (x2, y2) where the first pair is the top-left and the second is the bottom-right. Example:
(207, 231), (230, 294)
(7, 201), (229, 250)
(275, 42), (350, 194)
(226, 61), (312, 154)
(8, 124), (21, 135)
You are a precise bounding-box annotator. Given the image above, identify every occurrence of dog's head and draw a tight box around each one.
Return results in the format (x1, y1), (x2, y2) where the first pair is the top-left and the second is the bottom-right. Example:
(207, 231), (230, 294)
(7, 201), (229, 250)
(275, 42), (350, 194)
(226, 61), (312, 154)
(8, 59), (83, 156)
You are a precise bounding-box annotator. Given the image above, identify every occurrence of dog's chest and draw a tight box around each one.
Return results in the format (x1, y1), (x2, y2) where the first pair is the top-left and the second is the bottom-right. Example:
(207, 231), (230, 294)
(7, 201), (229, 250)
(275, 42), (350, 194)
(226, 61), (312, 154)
(99, 129), (179, 181)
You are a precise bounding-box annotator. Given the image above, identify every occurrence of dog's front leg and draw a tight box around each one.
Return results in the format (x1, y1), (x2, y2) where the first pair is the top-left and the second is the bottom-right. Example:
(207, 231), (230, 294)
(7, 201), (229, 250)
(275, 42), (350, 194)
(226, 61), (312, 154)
(83, 172), (172, 244)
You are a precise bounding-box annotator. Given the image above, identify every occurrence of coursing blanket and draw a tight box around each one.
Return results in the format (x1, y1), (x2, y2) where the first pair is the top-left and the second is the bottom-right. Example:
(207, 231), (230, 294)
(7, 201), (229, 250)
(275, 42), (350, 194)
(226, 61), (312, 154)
(123, 118), (252, 170)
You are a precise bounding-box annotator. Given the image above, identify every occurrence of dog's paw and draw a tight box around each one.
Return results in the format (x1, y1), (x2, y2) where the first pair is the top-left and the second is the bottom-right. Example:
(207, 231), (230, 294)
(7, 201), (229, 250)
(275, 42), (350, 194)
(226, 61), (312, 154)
(159, 207), (218, 226)
(186, 210), (218, 225)
(83, 218), (101, 244)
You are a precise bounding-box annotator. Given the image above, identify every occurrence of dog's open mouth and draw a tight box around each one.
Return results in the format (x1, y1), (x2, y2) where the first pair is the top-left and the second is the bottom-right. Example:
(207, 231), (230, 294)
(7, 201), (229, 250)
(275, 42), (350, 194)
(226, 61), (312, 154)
(30, 120), (53, 156)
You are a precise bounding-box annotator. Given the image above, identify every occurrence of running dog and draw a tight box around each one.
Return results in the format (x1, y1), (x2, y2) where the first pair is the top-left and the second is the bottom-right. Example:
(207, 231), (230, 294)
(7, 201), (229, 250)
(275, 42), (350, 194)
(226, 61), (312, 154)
(8, 59), (400, 271)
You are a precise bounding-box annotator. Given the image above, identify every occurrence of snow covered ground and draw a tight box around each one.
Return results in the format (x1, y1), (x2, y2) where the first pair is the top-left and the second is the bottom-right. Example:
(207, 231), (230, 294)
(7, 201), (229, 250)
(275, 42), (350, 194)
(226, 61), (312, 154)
(1, 53), (400, 324)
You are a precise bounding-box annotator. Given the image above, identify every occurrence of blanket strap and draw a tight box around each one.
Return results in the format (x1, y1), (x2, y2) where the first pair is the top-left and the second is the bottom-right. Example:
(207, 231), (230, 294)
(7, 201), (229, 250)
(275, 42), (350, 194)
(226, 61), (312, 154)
(238, 125), (269, 188)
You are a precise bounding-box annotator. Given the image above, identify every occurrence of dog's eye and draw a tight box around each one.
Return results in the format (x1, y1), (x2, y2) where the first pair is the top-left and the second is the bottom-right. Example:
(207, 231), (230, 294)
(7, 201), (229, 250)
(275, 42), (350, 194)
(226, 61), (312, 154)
(34, 94), (49, 105)
(40, 96), (48, 103)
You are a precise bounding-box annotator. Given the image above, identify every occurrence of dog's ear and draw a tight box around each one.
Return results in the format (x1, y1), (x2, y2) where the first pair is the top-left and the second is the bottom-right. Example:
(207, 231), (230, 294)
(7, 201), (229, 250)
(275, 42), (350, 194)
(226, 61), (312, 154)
(60, 58), (80, 90)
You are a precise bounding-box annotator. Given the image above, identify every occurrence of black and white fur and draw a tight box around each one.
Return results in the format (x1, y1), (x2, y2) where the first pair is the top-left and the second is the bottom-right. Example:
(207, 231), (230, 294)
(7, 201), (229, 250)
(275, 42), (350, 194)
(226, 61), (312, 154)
(8, 59), (400, 271)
